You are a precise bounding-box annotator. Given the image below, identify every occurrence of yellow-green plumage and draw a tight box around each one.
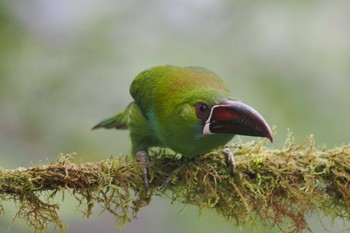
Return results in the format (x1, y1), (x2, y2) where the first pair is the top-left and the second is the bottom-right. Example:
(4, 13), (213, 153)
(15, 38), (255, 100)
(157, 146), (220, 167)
(93, 65), (272, 158)
(129, 66), (237, 156)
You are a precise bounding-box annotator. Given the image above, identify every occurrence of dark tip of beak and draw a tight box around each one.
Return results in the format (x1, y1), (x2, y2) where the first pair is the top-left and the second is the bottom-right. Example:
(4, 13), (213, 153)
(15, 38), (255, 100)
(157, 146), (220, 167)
(266, 129), (273, 143)
(206, 100), (273, 143)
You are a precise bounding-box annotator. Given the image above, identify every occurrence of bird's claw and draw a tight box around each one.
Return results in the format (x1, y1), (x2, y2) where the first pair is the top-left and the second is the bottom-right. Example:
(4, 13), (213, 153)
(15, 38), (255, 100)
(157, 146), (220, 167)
(222, 147), (236, 174)
(136, 150), (150, 189)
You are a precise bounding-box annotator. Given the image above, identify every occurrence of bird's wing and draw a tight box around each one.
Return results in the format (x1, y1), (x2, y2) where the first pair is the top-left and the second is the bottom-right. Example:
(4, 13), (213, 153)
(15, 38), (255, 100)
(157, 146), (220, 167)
(92, 102), (133, 130)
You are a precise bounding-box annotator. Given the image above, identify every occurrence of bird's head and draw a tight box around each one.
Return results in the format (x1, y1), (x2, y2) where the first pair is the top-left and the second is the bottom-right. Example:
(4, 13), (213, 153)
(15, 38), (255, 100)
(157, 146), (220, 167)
(160, 87), (273, 156)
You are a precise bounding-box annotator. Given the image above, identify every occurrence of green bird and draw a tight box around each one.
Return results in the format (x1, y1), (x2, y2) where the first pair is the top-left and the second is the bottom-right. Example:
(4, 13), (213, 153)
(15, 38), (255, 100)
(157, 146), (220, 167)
(93, 65), (273, 187)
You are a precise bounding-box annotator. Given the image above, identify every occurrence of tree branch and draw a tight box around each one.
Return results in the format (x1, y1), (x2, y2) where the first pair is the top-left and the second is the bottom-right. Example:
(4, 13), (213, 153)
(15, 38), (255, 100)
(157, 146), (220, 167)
(0, 135), (349, 233)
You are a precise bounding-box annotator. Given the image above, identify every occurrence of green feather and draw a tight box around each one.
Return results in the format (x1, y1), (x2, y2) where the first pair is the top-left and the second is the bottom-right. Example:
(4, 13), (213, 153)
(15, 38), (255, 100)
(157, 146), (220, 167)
(92, 103), (133, 130)
(95, 65), (238, 157)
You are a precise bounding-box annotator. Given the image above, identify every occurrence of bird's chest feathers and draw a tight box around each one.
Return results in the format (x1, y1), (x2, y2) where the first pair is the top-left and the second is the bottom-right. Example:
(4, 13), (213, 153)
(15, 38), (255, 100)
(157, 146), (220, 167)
(147, 104), (230, 156)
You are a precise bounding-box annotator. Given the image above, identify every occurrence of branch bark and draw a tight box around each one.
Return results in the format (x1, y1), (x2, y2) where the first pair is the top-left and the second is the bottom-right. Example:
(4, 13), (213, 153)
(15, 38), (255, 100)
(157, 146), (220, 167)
(0, 136), (349, 233)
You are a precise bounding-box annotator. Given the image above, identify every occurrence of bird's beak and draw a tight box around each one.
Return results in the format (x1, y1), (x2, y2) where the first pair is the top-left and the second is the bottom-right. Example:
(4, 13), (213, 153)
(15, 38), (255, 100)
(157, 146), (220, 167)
(203, 100), (273, 142)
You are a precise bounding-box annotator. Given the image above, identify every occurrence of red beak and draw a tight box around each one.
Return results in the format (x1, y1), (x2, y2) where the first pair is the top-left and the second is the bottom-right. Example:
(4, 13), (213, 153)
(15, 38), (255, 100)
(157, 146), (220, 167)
(203, 101), (273, 142)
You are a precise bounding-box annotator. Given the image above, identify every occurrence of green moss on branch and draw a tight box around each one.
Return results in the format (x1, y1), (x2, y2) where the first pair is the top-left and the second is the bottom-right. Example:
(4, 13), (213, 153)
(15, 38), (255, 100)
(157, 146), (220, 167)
(0, 136), (349, 233)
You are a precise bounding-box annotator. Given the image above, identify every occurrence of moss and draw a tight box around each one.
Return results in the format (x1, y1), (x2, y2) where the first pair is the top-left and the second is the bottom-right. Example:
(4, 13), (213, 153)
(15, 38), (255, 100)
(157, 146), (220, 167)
(0, 135), (349, 232)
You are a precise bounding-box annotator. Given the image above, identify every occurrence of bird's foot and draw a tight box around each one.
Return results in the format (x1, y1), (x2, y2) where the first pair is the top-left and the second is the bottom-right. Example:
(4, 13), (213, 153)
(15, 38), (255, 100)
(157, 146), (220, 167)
(136, 150), (150, 189)
(222, 147), (236, 174)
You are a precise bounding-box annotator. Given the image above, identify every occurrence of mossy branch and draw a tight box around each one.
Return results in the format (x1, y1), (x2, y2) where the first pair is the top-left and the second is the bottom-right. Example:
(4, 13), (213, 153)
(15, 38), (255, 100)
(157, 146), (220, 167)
(1, 135), (350, 233)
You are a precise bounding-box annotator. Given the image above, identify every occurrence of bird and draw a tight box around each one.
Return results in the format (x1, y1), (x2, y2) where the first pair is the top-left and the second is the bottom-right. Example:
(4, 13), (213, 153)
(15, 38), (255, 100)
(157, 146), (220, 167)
(93, 65), (273, 188)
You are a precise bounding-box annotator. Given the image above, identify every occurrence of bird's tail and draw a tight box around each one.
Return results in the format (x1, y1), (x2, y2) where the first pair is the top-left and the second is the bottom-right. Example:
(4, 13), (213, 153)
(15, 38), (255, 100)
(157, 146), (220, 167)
(92, 102), (133, 130)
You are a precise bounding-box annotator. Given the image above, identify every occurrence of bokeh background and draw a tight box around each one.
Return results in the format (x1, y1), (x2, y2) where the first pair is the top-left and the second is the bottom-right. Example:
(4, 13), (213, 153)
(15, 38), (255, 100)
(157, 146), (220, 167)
(1, 0), (350, 232)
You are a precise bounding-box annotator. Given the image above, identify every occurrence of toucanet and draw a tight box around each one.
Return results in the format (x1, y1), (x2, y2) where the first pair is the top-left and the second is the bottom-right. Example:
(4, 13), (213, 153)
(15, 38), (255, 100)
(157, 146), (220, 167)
(93, 65), (273, 187)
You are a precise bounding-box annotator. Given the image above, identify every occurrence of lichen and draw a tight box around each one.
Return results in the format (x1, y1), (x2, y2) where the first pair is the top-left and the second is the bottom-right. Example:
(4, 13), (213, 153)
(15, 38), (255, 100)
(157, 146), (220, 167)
(0, 135), (349, 232)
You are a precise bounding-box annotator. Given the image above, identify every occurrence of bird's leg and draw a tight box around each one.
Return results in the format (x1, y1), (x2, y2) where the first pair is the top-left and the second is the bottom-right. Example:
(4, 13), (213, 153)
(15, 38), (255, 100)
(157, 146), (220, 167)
(222, 147), (236, 174)
(136, 150), (150, 189)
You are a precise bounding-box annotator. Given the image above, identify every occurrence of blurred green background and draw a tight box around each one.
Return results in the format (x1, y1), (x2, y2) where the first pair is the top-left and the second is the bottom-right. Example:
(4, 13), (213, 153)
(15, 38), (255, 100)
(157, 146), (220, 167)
(1, 0), (349, 232)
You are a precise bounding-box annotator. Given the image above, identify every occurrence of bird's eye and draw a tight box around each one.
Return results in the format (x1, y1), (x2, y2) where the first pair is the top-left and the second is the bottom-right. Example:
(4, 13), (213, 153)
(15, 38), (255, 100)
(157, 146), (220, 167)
(195, 102), (210, 120)
(199, 104), (208, 112)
